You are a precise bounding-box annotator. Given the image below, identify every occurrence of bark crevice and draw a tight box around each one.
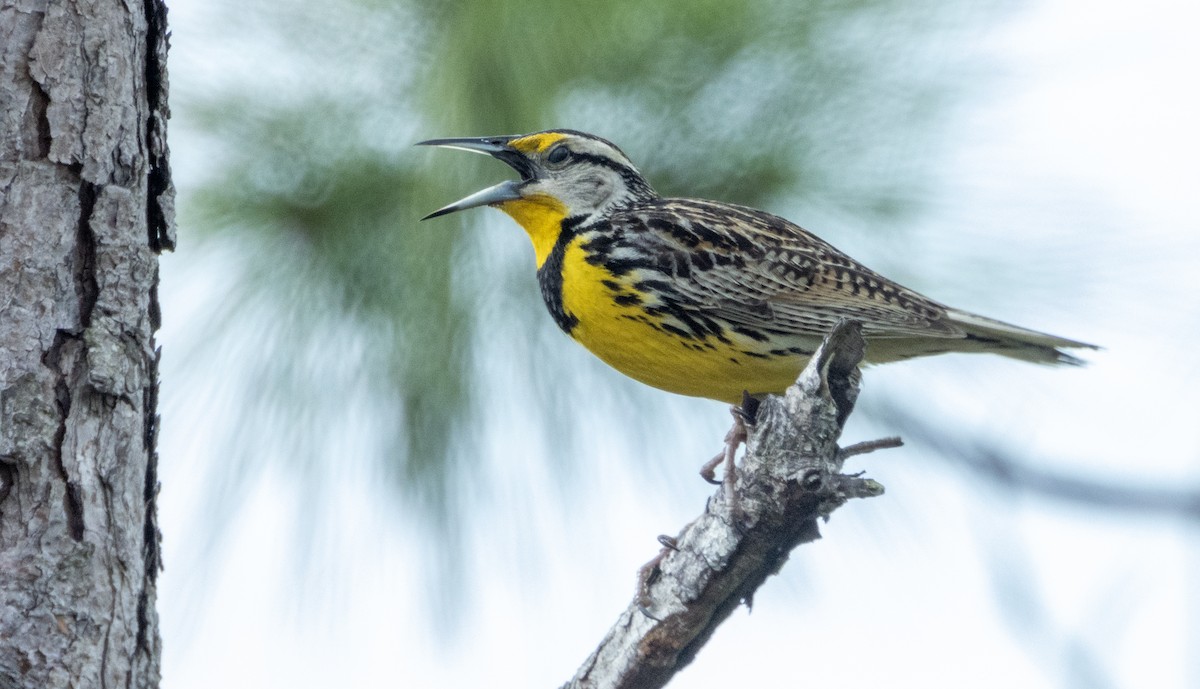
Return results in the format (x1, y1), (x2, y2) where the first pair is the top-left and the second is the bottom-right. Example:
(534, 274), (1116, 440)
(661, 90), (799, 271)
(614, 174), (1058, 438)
(75, 178), (99, 327)
(142, 0), (174, 254)
(28, 74), (51, 159)
(0, 458), (16, 505)
(45, 333), (87, 542)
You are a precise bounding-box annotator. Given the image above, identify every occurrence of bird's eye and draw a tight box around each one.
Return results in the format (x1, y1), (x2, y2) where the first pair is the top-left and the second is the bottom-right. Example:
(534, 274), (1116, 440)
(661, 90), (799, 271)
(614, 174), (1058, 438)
(546, 146), (570, 165)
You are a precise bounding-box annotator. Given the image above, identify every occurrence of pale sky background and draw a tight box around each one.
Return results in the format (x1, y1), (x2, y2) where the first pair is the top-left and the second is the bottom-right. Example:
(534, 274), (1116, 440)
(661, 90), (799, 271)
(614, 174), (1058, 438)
(156, 0), (1199, 687)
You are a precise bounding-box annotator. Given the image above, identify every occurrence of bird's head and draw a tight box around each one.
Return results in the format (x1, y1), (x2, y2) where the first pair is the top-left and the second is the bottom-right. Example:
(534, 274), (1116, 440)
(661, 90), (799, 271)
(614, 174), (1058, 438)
(418, 129), (657, 228)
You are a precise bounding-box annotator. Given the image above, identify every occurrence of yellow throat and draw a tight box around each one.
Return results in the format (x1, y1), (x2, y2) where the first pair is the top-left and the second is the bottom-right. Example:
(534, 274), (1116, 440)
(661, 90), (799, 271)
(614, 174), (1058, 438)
(497, 195), (568, 269)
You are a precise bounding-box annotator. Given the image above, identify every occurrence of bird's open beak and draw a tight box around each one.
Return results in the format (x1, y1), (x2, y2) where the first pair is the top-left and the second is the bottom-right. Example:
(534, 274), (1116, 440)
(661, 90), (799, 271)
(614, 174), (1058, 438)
(417, 135), (536, 220)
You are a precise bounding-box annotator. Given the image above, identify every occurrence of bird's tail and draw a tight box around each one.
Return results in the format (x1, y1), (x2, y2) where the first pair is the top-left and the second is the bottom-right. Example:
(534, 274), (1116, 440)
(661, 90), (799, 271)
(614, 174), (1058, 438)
(943, 309), (1099, 365)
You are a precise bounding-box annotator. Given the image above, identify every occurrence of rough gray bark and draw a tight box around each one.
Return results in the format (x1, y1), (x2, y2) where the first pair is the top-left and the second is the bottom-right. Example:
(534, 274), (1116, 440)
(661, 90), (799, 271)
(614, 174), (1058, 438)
(0, 0), (173, 687)
(562, 321), (896, 689)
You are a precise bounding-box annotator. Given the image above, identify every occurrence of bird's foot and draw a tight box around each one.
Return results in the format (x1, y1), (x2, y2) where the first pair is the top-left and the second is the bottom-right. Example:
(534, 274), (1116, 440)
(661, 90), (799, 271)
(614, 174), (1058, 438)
(699, 393), (760, 487)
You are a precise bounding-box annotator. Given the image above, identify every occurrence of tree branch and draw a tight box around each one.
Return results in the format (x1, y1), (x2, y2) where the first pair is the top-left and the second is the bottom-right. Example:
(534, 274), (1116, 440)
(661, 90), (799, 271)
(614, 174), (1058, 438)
(561, 320), (895, 689)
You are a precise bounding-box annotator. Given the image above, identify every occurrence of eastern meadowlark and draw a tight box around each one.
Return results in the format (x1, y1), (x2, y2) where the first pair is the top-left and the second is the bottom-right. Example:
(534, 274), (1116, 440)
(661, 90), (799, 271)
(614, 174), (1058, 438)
(419, 129), (1096, 406)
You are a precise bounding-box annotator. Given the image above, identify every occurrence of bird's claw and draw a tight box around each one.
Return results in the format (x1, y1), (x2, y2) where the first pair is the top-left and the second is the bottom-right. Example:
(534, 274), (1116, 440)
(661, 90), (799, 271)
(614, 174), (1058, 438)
(699, 398), (754, 486)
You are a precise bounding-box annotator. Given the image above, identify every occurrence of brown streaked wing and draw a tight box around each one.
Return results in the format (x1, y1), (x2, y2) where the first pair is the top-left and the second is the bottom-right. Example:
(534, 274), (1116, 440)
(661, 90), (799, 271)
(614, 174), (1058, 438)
(615, 198), (964, 339)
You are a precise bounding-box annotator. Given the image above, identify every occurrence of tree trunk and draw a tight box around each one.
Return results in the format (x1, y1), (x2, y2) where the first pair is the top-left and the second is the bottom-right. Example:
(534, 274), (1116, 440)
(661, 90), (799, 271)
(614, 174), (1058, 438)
(0, 0), (173, 687)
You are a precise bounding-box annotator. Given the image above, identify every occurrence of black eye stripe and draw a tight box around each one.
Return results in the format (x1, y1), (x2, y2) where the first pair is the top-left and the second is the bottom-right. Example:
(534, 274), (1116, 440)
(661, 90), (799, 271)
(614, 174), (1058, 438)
(570, 152), (633, 175)
(569, 151), (654, 196)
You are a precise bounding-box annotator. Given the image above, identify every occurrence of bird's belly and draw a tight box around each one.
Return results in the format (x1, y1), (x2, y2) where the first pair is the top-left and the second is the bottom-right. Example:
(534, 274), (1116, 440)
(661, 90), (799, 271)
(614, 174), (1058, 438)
(557, 242), (810, 403)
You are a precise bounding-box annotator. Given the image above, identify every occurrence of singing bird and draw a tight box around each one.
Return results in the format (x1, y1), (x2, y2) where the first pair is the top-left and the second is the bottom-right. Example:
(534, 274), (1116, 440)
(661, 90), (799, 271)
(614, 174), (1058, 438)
(419, 129), (1096, 406)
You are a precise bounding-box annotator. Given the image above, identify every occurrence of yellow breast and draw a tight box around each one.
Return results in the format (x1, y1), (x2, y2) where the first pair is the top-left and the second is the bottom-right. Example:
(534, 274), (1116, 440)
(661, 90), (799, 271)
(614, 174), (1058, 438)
(558, 240), (808, 403)
(497, 199), (808, 403)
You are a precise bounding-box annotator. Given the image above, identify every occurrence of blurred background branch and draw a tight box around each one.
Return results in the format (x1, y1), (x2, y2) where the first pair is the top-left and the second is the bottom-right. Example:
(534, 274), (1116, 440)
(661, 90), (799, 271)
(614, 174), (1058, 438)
(875, 401), (1200, 520)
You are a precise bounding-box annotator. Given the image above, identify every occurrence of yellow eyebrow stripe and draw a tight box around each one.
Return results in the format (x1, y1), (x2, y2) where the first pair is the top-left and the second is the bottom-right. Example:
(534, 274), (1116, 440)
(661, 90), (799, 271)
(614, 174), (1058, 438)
(509, 132), (567, 154)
